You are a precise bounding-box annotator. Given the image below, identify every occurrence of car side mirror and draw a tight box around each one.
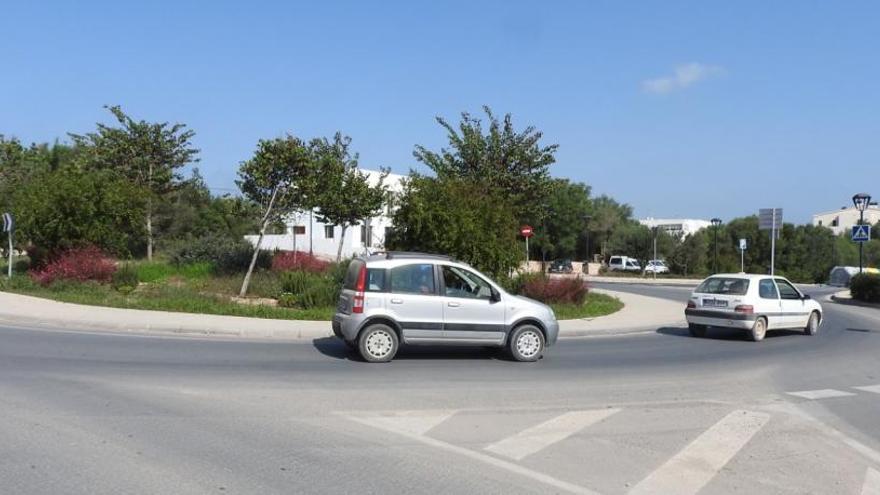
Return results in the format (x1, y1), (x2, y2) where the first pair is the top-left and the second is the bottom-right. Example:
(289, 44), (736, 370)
(490, 288), (501, 303)
(802, 294), (811, 300)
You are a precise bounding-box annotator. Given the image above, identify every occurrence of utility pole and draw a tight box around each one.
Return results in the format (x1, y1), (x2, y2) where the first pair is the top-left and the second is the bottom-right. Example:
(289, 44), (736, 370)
(711, 218), (722, 274)
(652, 226), (658, 280)
(853, 193), (872, 274)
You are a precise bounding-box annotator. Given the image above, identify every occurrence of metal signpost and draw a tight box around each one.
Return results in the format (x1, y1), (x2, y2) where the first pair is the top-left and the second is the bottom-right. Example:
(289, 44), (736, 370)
(852, 193), (873, 274)
(738, 238), (747, 273)
(2, 212), (13, 278)
(852, 224), (871, 273)
(520, 225), (534, 266)
(758, 208), (782, 276)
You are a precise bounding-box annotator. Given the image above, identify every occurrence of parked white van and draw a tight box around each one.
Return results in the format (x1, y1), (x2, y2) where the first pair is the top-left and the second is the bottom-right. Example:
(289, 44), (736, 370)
(608, 256), (641, 272)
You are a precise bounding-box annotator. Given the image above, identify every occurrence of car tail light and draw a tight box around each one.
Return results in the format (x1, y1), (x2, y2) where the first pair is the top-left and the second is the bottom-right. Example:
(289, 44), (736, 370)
(687, 300), (696, 309)
(352, 265), (367, 314)
(734, 304), (754, 314)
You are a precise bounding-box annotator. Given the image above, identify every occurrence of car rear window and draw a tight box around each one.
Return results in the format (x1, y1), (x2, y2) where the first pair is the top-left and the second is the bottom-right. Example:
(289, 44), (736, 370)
(343, 260), (387, 292)
(695, 277), (750, 295)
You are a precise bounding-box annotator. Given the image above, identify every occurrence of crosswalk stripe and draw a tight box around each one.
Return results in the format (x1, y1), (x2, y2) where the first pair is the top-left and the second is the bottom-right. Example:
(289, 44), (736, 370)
(863, 467), (880, 495)
(484, 408), (620, 461)
(628, 410), (770, 495)
(342, 409), (457, 437)
(786, 389), (857, 400)
(853, 384), (880, 395)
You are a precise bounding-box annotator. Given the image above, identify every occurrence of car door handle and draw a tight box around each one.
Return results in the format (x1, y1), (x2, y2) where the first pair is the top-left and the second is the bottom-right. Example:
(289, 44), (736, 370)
(447, 302), (461, 307)
(390, 298), (403, 304)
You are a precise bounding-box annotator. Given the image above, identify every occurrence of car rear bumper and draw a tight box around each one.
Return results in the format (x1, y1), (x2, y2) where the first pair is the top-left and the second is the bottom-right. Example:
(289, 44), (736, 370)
(332, 313), (361, 341)
(685, 308), (756, 329)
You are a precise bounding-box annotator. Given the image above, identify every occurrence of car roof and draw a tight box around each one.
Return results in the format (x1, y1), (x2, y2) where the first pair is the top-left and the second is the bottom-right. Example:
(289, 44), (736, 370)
(705, 273), (790, 281)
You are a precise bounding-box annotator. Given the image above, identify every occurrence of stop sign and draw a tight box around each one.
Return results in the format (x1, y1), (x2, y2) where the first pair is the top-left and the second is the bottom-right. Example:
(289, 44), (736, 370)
(520, 225), (534, 238)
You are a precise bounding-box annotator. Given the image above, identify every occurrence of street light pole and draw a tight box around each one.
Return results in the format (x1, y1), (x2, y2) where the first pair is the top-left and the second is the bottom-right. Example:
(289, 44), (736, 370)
(583, 214), (592, 273)
(853, 193), (872, 274)
(651, 226), (658, 280)
(711, 218), (722, 274)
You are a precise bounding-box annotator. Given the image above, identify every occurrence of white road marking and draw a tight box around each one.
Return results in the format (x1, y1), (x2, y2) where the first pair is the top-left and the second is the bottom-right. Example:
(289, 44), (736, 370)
(786, 389), (857, 400)
(343, 409), (457, 437)
(336, 411), (600, 495)
(485, 408), (620, 461)
(863, 467), (880, 495)
(628, 410), (770, 495)
(854, 384), (880, 395)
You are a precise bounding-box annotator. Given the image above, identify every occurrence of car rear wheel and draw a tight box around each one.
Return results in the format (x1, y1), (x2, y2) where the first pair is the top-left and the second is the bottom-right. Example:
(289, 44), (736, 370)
(509, 325), (545, 362)
(358, 324), (399, 363)
(749, 317), (767, 342)
(804, 311), (820, 336)
(688, 323), (707, 338)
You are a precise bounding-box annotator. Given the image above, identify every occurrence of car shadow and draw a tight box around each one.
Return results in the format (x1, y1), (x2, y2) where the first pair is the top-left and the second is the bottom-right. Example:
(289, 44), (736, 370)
(656, 326), (805, 342)
(312, 336), (512, 362)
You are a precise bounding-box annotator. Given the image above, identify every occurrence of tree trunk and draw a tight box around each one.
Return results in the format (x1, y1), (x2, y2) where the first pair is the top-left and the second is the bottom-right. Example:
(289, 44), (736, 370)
(145, 206), (153, 261)
(240, 187), (279, 297)
(336, 225), (347, 262)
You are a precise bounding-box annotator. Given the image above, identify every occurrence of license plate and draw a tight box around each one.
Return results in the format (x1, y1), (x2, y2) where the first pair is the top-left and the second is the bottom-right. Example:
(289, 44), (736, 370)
(702, 298), (728, 308)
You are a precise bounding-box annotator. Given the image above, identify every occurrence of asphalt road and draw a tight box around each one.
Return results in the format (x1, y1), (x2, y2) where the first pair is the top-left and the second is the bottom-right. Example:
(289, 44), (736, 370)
(2, 284), (879, 494)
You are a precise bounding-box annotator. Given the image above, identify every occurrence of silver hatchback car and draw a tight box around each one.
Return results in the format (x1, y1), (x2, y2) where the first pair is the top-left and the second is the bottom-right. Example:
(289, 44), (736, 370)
(332, 252), (559, 362)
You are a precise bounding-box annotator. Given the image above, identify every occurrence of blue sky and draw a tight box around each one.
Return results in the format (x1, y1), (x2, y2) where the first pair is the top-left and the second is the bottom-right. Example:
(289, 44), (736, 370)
(3, 1), (878, 223)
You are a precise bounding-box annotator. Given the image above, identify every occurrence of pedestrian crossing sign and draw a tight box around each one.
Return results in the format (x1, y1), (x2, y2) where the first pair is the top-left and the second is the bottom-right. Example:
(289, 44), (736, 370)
(852, 224), (871, 242)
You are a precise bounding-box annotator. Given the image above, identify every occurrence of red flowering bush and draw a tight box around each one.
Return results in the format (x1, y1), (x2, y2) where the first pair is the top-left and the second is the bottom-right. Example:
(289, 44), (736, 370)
(521, 276), (588, 305)
(271, 251), (330, 273)
(29, 246), (117, 286)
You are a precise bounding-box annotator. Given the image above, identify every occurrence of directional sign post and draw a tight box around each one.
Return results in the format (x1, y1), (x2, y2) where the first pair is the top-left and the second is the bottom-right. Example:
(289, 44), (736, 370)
(759, 208), (782, 276)
(520, 225), (534, 266)
(738, 238), (747, 273)
(2, 212), (13, 279)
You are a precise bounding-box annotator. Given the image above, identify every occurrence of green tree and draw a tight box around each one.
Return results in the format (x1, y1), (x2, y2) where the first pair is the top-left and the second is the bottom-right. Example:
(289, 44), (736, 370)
(670, 232), (707, 276)
(589, 195), (634, 260)
(529, 179), (592, 261)
(70, 105), (199, 260)
(387, 175), (521, 277)
(310, 133), (388, 261)
(236, 135), (316, 295)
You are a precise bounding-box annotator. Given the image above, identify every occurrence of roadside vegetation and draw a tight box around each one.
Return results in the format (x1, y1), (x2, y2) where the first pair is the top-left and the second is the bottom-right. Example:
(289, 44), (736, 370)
(849, 273), (880, 303)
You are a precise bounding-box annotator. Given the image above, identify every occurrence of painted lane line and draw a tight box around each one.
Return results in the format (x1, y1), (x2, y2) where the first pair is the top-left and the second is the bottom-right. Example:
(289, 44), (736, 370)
(342, 409), (457, 437)
(863, 467), (880, 495)
(485, 408), (621, 461)
(628, 410), (770, 495)
(336, 411), (600, 495)
(786, 389), (857, 400)
(853, 385), (880, 395)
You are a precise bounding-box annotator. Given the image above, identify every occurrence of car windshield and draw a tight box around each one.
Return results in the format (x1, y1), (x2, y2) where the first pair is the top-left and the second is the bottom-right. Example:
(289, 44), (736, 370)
(695, 277), (750, 295)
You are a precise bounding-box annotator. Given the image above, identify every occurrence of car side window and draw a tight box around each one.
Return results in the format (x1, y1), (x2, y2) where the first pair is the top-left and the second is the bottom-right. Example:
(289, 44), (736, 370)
(759, 279), (779, 299)
(775, 279), (801, 300)
(390, 264), (435, 295)
(442, 266), (493, 300)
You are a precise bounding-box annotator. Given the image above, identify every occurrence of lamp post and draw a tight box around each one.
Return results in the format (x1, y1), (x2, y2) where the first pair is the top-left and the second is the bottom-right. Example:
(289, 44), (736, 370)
(651, 226), (659, 280)
(853, 193), (872, 274)
(583, 214), (592, 272)
(711, 218), (722, 274)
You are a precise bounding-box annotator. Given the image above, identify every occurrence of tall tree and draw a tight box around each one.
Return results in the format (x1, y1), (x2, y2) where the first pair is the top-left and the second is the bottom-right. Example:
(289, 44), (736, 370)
(236, 135), (316, 295)
(529, 179), (593, 260)
(311, 133), (388, 261)
(70, 105), (199, 260)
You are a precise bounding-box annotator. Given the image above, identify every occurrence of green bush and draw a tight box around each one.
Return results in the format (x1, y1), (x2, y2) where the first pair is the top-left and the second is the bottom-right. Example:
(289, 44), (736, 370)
(850, 273), (880, 303)
(169, 235), (270, 274)
(280, 271), (325, 295)
(499, 271), (545, 295)
(279, 270), (340, 309)
(112, 263), (140, 292)
(298, 280), (340, 309)
(277, 293), (297, 308)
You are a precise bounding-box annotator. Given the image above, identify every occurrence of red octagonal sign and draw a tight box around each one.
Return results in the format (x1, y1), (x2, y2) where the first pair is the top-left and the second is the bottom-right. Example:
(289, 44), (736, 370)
(520, 225), (534, 238)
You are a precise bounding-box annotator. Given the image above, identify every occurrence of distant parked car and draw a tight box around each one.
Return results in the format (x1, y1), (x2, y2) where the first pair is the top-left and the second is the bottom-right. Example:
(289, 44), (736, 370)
(644, 259), (670, 274)
(684, 274), (823, 342)
(608, 256), (641, 272)
(548, 259), (573, 274)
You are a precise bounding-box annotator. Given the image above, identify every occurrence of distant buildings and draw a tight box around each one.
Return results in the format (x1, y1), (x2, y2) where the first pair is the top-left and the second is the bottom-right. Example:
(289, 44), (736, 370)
(245, 169), (406, 259)
(638, 218), (712, 238)
(812, 204), (880, 236)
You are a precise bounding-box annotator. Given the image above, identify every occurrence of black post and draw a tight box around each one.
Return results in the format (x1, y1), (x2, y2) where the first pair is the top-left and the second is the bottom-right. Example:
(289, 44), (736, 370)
(713, 226), (718, 273)
(859, 210), (865, 274)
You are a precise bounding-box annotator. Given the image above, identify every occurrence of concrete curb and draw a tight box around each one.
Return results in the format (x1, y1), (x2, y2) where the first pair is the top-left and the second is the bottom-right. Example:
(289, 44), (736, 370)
(0, 288), (685, 341)
(585, 276), (701, 287)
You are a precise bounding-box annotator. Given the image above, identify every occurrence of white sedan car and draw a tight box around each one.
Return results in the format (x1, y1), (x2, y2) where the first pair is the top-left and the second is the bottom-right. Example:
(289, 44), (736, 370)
(684, 274), (823, 341)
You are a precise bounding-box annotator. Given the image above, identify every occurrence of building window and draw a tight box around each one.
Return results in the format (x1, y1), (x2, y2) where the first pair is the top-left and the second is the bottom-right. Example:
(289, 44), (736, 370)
(817, 220), (823, 226)
(292, 225), (306, 235)
(360, 224), (373, 245)
(324, 225), (335, 239)
(831, 217), (839, 227)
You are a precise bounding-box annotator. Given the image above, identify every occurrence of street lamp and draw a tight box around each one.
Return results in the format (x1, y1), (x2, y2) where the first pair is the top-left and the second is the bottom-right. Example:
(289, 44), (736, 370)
(853, 193), (872, 274)
(583, 214), (592, 267)
(651, 226), (659, 280)
(711, 218), (722, 274)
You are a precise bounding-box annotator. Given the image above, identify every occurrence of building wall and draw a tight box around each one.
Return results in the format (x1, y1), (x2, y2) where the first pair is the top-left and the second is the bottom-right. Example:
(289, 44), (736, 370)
(812, 205), (880, 236)
(639, 218), (712, 238)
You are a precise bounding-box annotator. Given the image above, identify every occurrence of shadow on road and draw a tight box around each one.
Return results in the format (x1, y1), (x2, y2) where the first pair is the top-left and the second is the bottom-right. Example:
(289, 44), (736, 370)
(656, 326), (805, 342)
(312, 336), (513, 362)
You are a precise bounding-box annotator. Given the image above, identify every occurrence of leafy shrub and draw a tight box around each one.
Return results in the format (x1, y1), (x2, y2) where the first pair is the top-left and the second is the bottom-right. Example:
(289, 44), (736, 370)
(271, 251), (330, 273)
(169, 235), (270, 274)
(499, 272), (545, 295)
(280, 271), (326, 295)
(279, 270), (340, 309)
(850, 273), (880, 303)
(521, 276), (588, 305)
(112, 263), (140, 292)
(29, 246), (117, 286)
(327, 260), (350, 286)
(298, 281), (340, 309)
(277, 293), (298, 308)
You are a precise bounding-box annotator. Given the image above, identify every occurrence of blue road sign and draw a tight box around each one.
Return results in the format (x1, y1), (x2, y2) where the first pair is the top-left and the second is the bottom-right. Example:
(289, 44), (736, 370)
(852, 224), (871, 243)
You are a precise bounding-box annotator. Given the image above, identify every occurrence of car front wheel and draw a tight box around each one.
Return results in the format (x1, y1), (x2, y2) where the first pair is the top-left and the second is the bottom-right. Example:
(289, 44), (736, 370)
(509, 325), (545, 362)
(804, 311), (820, 336)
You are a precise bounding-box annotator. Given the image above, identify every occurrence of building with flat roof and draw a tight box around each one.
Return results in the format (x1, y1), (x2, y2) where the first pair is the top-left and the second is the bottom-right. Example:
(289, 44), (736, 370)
(638, 218), (712, 238)
(812, 204), (880, 236)
(245, 169), (406, 259)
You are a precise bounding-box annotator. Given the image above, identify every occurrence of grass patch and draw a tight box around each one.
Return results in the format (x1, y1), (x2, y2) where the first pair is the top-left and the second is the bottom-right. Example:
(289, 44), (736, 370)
(135, 260), (214, 283)
(551, 292), (623, 320)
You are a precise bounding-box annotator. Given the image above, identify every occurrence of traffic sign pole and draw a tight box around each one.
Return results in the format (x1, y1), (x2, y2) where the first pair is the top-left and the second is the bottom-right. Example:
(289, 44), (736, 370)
(770, 209), (776, 276)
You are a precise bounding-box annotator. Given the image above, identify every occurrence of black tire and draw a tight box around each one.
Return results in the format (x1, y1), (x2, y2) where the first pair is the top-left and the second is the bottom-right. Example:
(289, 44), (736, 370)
(358, 324), (399, 363)
(804, 311), (820, 336)
(688, 323), (707, 338)
(508, 325), (545, 362)
(749, 317), (767, 342)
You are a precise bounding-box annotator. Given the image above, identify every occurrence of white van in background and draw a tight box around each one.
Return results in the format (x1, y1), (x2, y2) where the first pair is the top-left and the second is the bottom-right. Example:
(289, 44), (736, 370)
(608, 256), (641, 272)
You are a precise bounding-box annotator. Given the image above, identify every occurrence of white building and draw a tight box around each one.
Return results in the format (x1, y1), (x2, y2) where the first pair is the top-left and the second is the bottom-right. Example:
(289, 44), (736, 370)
(812, 204), (880, 236)
(245, 169), (406, 260)
(639, 218), (712, 238)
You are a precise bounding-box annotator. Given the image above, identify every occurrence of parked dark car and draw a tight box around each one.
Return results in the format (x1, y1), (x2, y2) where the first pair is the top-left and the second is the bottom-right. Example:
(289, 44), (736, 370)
(548, 259), (574, 274)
